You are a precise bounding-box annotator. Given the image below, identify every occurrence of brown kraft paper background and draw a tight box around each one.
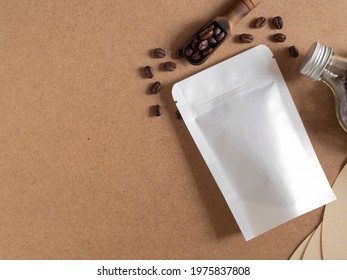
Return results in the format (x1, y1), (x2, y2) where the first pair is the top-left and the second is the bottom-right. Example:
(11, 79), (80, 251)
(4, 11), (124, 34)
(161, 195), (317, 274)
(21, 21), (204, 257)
(0, 0), (346, 259)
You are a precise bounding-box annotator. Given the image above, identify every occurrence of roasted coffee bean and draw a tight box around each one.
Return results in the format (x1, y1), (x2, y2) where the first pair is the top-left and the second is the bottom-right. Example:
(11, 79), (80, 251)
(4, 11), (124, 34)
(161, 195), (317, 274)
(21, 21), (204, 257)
(191, 51), (202, 61)
(254, 17), (266, 28)
(213, 26), (221, 36)
(239, 33), (254, 43)
(154, 48), (166, 58)
(201, 46), (213, 57)
(289, 46), (299, 58)
(176, 48), (184, 59)
(144, 66), (154, 79)
(216, 31), (226, 42)
(273, 33), (286, 42)
(208, 37), (217, 45)
(273, 16), (283, 29)
(153, 105), (162, 117)
(199, 27), (214, 40)
(198, 40), (209, 51)
(164, 61), (177, 71)
(150, 81), (162, 94)
(185, 47), (194, 57)
(176, 110), (182, 120)
(191, 38), (200, 50)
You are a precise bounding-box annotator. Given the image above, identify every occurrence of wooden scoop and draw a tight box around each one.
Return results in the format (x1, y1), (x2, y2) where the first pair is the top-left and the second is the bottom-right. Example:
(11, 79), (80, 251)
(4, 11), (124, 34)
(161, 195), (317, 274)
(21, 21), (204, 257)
(183, 0), (261, 65)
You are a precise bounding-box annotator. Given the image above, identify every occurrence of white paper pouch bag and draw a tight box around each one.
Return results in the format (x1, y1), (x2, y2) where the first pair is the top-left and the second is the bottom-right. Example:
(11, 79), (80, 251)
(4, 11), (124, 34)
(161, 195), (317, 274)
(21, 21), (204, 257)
(172, 45), (336, 241)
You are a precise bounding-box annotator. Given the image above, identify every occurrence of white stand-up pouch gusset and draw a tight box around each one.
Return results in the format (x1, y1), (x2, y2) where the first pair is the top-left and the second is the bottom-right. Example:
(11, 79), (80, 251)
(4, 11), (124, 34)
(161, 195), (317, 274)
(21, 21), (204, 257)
(172, 45), (336, 241)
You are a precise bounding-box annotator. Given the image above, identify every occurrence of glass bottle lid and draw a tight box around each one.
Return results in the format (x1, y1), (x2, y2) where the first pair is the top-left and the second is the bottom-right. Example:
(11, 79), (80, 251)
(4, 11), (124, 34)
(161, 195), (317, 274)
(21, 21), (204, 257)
(300, 42), (333, 81)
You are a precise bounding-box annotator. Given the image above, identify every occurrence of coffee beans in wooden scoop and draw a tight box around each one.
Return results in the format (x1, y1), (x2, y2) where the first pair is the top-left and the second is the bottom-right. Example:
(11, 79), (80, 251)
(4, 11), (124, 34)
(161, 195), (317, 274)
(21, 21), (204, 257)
(216, 31), (226, 42)
(213, 26), (221, 36)
(198, 40), (209, 51)
(191, 38), (200, 51)
(201, 46), (213, 56)
(185, 48), (194, 57)
(199, 26), (214, 40)
(208, 37), (217, 45)
(184, 22), (227, 65)
(191, 51), (202, 61)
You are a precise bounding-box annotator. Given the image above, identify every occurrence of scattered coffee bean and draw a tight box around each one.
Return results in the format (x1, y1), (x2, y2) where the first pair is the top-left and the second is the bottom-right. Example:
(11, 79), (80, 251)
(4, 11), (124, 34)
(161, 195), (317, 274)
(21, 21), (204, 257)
(289, 46), (299, 58)
(216, 31), (226, 42)
(164, 61), (177, 71)
(199, 26), (214, 40)
(273, 16), (283, 29)
(144, 66), (154, 79)
(176, 110), (182, 120)
(176, 48), (184, 59)
(150, 81), (162, 94)
(239, 33), (254, 43)
(153, 105), (162, 117)
(154, 48), (166, 58)
(213, 26), (221, 36)
(254, 17), (266, 28)
(273, 33), (286, 42)
(208, 37), (217, 45)
(185, 47), (194, 57)
(191, 38), (200, 50)
(198, 40), (209, 51)
(191, 51), (202, 61)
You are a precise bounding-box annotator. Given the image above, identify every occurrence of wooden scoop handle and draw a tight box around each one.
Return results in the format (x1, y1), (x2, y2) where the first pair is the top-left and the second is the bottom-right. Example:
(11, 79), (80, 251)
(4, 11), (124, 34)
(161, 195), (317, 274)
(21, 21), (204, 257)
(224, 0), (261, 25)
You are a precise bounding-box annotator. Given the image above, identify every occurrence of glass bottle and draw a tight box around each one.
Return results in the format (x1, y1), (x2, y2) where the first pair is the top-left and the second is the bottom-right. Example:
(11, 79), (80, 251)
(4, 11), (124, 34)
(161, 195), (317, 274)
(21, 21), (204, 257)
(300, 42), (347, 132)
